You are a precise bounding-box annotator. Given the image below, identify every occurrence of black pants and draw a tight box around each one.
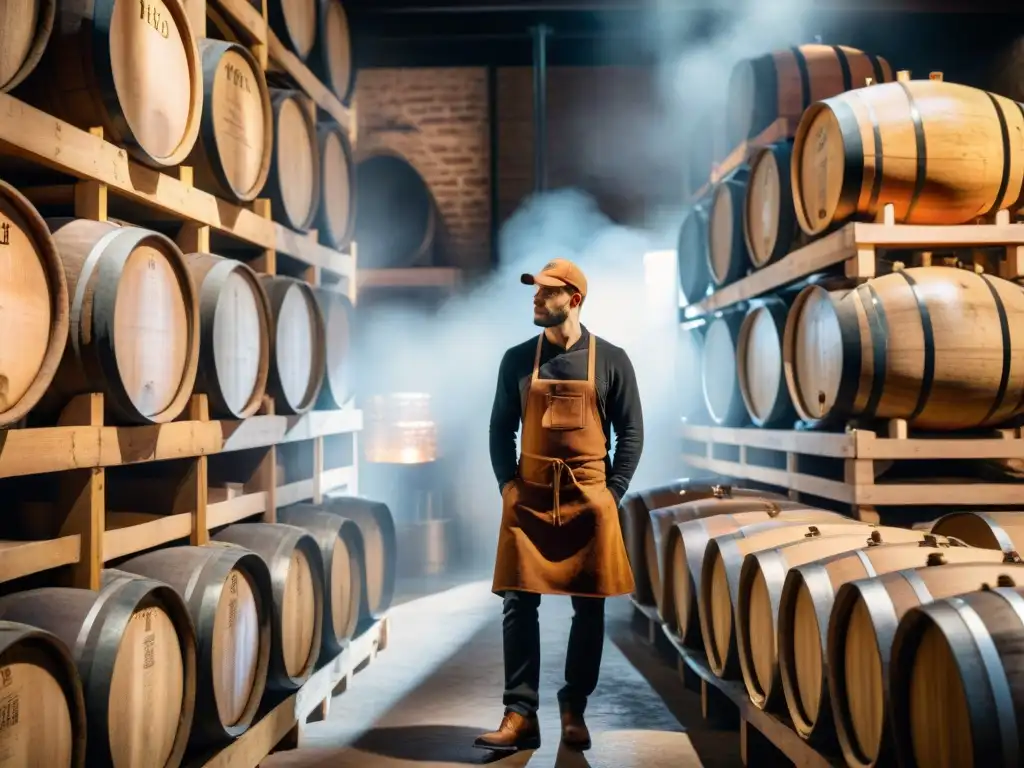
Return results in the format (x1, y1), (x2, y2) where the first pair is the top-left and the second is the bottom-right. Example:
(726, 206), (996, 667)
(502, 590), (605, 717)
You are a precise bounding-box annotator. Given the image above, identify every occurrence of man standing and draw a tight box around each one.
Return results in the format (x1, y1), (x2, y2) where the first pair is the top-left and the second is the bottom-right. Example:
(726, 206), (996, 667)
(475, 258), (643, 753)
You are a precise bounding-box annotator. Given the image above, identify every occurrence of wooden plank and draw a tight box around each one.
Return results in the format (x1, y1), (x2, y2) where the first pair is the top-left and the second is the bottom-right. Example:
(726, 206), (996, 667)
(0, 538), (80, 583)
(267, 31), (352, 134)
(0, 409), (364, 479)
(681, 424), (854, 458)
(358, 268), (464, 289)
(273, 224), (354, 279)
(682, 454), (856, 503)
(103, 512), (193, 561)
(207, 491), (268, 528)
(852, 221), (1024, 247)
(208, 0), (267, 43)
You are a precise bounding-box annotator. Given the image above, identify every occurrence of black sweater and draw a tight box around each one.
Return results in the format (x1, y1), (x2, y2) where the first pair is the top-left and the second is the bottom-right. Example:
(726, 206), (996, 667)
(488, 325), (644, 502)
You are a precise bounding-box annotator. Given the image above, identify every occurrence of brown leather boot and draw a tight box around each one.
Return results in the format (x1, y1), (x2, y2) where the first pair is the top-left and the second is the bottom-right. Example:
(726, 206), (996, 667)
(560, 709), (592, 751)
(473, 710), (541, 752)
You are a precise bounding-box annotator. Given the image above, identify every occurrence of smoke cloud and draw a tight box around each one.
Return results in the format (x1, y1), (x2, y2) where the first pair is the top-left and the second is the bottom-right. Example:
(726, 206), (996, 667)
(354, 0), (816, 570)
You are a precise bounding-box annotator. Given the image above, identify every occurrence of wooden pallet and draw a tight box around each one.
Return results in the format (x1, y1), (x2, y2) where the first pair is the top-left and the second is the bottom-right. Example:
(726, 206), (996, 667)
(682, 204), (1024, 319)
(195, 616), (389, 768)
(630, 600), (838, 768)
(681, 421), (1024, 521)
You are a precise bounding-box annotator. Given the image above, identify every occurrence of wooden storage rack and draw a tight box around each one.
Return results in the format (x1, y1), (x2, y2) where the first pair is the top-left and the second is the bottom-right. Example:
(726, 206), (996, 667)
(631, 599), (837, 768)
(0, 0), (387, 762)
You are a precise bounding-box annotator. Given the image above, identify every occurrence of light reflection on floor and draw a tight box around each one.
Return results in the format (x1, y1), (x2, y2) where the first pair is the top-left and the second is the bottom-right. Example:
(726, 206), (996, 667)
(264, 580), (741, 768)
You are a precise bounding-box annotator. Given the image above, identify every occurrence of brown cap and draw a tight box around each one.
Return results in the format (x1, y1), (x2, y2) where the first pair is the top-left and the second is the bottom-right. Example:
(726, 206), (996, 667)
(520, 258), (588, 297)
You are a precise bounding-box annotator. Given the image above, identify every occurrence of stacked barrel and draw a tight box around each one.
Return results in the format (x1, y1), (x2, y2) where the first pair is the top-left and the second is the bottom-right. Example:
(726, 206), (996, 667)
(621, 480), (1024, 766)
(0, 495), (395, 767)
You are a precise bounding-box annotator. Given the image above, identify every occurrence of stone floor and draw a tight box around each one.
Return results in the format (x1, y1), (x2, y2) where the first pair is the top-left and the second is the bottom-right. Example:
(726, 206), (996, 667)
(264, 579), (742, 768)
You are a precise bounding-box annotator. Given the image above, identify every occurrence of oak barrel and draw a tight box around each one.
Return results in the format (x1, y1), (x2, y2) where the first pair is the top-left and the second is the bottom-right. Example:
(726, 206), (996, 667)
(15, 0), (202, 167)
(354, 153), (438, 269)
(792, 79), (1024, 235)
(306, 0), (354, 103)
(277, 504), (363, 655)
(0, 620), (86, 767)
(737, 298), (797, 428)
(312, 286), (355, 409)
(744, 140), (800, 268)
(726, 44), (893, 148)
(118, 545), (273, 747)
(889, 584), (1024, 768)
(930, 510), (1024, 553)
(828, 560), (1024, 767)
(620, 479), (772, 606)
(677, 200), (712, 306)
(0, 571), (198, 767)
(778, 542), (1006, 746)
(782, 269), (1024, 429)
(647, 493), (791, 619)
(213, 523), (324, 690)
(707, 168), (751, 288)
(187, 39), (272, 203)
(264, 89), (321, 231)
(322, 494), (397, 620)
(736, 527), (949, 711)
(0, 0), (54, 93)
(41, 218), (200, 425)
(313, 122), (355, 250)
(701, 313), (749, 426)
(260, 275), (327, 415)
(0, 181), (69, 427)
(666, 509), (847, 644)
(268, 0), (317, 60)
(700, 521), (885, 678)
(184, 252), (271, 419)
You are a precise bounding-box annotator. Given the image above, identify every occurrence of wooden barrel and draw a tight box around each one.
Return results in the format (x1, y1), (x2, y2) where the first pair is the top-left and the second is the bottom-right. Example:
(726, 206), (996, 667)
(306, 0), (354, 103)
(40, 218), (200, 425)
(0, 571), (197, 767)
(187, 39), (272, 203)
(736, 527), (950, 711)
(707, 168), (751, 288)
(737, 298), (797, 428)
(0, 620), (86, 767)
(268, 0), (317, 60)
(889, 584), (1024, 768)
(782, 269), (1024, 430)
(117, 545), (273, 748)
(0, 181), (70, 427)
(313, 286), (355, 409)
(0, 0), (55, 93)
(699, 520), (888, 678)
(652, 497), (816, 629)
(265, 89), (321, 232)
(792, 79), (1024, 236)
(725, 44), (894, 148)
(184, 252), (271, 419)
(15, 0), (202, 168)
(322, 494), (397, 620)
(744, 140), (800, 269)
(621, 478), (774, 606)
(665, 506), (845, 645)
(778, 542), (1008, 747)
(930, 510), (1024, 553)
(828, 560), (1024, 767)
(213, 523), (324, 690)
(313, 122), (355, 250)
(678, 325), (706, 423)
(260, 275), (327, 415)
(354, 153), (438, 269)
(701, 313), (749, 426)
(277, 504), (364, 655)
(677, 201), (712, 306)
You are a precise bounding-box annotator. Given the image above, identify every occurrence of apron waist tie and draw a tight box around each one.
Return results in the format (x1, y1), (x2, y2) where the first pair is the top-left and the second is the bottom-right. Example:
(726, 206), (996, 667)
(523, 454), (584, 527)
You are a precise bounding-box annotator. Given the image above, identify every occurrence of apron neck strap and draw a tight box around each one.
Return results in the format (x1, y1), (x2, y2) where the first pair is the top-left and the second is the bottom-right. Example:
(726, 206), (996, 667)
(587, 333), (597, 384)
(531, 333), (544, 382)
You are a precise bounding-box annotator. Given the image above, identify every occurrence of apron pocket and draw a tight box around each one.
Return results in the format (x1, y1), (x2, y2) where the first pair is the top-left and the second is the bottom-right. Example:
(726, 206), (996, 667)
(542, 393), (586, 430)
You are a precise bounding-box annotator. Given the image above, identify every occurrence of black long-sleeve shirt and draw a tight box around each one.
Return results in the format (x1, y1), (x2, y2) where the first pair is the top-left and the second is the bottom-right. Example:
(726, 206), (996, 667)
(488, 325), (644, 503)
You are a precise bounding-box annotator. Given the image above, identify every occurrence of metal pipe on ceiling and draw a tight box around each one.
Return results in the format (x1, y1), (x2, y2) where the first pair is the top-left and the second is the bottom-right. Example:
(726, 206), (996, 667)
(532, 24), (550, 193)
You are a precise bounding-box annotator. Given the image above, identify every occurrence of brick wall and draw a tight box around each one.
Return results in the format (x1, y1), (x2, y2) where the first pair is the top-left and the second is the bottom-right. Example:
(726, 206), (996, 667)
(354, 68), (491, 271)
(354, 65), (676, 269)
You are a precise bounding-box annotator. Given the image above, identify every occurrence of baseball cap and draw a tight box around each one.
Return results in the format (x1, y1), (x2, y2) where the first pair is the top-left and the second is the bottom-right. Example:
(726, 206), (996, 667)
(520, 258), (588, 297)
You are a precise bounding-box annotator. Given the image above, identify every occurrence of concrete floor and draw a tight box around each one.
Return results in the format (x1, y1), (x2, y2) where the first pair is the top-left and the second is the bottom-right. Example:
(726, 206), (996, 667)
(265, 579), (742, 768)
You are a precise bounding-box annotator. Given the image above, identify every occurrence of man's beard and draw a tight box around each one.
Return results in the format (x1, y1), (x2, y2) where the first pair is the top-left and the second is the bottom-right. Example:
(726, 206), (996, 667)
(533, 307), (569, 328)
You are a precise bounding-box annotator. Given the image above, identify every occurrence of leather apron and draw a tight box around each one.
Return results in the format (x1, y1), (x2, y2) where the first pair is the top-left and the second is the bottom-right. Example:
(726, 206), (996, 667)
(491, 333), (635, 598)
